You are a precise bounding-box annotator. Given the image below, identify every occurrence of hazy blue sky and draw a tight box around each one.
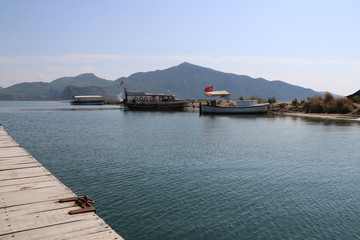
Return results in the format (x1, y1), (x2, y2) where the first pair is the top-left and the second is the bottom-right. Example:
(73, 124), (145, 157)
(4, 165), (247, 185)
(1, 0), (359, 95)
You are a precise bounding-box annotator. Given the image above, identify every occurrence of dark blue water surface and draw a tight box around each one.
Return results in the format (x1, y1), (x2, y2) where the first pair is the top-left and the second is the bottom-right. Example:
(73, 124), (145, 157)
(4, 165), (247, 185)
(1, 101), (360, 240)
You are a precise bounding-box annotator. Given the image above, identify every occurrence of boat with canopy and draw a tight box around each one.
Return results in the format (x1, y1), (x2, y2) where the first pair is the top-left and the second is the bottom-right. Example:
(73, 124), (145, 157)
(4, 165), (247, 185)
(200, 90), (269, 114)
(71, 95), (104, 105)
(123, 88), (188, 111)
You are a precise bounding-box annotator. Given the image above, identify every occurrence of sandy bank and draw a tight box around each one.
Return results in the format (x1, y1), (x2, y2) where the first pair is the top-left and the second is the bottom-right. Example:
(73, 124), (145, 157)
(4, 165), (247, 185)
(269, 101), (360, 121)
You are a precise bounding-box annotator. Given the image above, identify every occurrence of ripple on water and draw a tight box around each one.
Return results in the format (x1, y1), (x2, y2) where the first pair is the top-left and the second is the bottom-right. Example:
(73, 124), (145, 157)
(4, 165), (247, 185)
(1, 102), (360, 239)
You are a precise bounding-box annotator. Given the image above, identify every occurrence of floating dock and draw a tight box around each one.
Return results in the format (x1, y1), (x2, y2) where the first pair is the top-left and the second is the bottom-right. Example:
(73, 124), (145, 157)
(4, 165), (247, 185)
(0, 125), (124, 240)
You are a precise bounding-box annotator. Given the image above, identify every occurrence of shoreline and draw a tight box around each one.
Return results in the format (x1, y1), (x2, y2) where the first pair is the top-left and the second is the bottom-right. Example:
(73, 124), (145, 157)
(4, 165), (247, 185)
(275, 112), (360, 121)
(269, 101), (360, 121)
(2, 100), (360, 121)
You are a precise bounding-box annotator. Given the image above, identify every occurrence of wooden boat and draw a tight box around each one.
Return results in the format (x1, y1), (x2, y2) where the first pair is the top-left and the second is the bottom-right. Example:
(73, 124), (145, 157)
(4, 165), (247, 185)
(71, 95), (104, 105)
(123, 88), (187, 111)
(199, 90), (269, 114)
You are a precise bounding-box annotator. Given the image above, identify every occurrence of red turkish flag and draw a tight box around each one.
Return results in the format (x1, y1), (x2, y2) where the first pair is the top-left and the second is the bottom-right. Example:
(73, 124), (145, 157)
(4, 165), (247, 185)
(204, 86), (213, 92)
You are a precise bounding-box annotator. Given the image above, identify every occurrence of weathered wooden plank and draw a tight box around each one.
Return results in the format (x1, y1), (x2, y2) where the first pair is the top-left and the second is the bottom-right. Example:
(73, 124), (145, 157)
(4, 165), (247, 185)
(74, 228), (123, 240)
(0, 200), (76, 221)
(0, 126), (124, 240)
(0, 145), (29, 153)
(0, 218), (122, 240)
(0, 206), (93, 235)
(0, 179), (62, 193)
(1, 185), (77, 207)
(0, 163), (42, 171)
(0, 156), (38, 164)
(0, 142), (19, 148)
(0, 167), (51, 181)
(0, 175), (54, 187)
(0, 154), (30, 159)
(0, 148), (30, 158)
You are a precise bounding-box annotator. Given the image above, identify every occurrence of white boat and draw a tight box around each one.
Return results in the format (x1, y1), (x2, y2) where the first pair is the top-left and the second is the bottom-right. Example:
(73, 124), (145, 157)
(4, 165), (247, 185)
(199, 90), (269, 114)
(71, 95), (104, 105)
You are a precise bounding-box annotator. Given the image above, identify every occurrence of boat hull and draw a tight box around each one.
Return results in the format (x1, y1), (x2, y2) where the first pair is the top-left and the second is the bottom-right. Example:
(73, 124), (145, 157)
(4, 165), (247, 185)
(126, 101), (188, 111)
(201, 103), (269, 114)
(71, 100), (104, 105)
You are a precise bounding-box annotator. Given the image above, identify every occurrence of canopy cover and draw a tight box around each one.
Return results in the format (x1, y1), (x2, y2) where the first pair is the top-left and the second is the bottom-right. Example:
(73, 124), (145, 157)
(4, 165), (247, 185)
(205, 90), (230, 98)
(73, 95), (102, 98)
(126, 91), (175, 97)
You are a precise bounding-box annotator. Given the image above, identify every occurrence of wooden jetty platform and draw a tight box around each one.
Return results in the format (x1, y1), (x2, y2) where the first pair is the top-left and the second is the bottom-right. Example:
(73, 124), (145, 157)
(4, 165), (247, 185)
(0, 125), (124, 240)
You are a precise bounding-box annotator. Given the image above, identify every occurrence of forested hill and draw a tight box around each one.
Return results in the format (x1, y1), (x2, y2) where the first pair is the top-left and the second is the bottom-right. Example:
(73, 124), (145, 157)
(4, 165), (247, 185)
(0, 62), (321, 101)
(115, 62), (319, 100)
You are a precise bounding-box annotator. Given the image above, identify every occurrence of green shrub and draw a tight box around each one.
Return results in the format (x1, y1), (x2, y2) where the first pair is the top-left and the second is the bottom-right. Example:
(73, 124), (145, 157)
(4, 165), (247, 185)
(292, 98), (298, 106)
(351, 95), (360, 103)
(292, 106), (302, 112)
(248, 96), (267, 103)
(268, 97), (276, 104)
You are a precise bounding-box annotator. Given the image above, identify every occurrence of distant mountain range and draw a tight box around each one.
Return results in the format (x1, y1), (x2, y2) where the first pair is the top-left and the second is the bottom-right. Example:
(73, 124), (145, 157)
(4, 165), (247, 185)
(0, 62), (323, 101)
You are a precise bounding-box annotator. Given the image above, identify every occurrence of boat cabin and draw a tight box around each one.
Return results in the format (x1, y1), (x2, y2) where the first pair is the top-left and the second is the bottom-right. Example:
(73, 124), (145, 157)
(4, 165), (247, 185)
(71, 95), (104, 105)
(124, 90), (177, 102)
(205, 90), (230, 106)
(123, 88), (188, 111)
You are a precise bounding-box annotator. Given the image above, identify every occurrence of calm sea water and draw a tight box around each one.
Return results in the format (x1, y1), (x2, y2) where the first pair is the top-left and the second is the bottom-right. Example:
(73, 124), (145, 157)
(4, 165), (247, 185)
(1, 101), (360, 240)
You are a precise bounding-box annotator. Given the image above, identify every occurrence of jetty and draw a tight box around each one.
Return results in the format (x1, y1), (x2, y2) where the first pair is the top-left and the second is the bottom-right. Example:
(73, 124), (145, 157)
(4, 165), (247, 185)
(0, 125), (124, 240)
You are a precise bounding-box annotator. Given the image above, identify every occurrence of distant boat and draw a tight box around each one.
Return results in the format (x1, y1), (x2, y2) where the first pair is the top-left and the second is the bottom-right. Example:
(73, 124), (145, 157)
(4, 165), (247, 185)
(71, 95), (104, 105)
(123, 88), (187, 111)
(199, 90), (269, 114)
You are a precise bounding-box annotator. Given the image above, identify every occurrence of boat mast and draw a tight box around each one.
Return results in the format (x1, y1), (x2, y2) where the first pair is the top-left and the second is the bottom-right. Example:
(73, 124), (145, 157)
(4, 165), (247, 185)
(124, 88), (128, 99)
(124, 88), (129, 110)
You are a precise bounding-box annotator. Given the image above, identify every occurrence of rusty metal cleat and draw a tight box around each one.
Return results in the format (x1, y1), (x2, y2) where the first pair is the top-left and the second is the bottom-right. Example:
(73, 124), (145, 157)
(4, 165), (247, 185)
(59, 195), (96, 215)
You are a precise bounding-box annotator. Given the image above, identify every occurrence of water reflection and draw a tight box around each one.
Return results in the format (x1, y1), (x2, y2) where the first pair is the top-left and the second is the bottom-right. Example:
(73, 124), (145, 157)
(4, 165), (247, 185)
(1, 101), (360, 240)
(0, 101), (121, 112)
(200, 113), (360, 126)
(287, 115), (360, 126)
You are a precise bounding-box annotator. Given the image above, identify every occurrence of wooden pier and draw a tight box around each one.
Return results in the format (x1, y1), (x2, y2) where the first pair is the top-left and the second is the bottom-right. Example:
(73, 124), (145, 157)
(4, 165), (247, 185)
(0, 125), (124, 240)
